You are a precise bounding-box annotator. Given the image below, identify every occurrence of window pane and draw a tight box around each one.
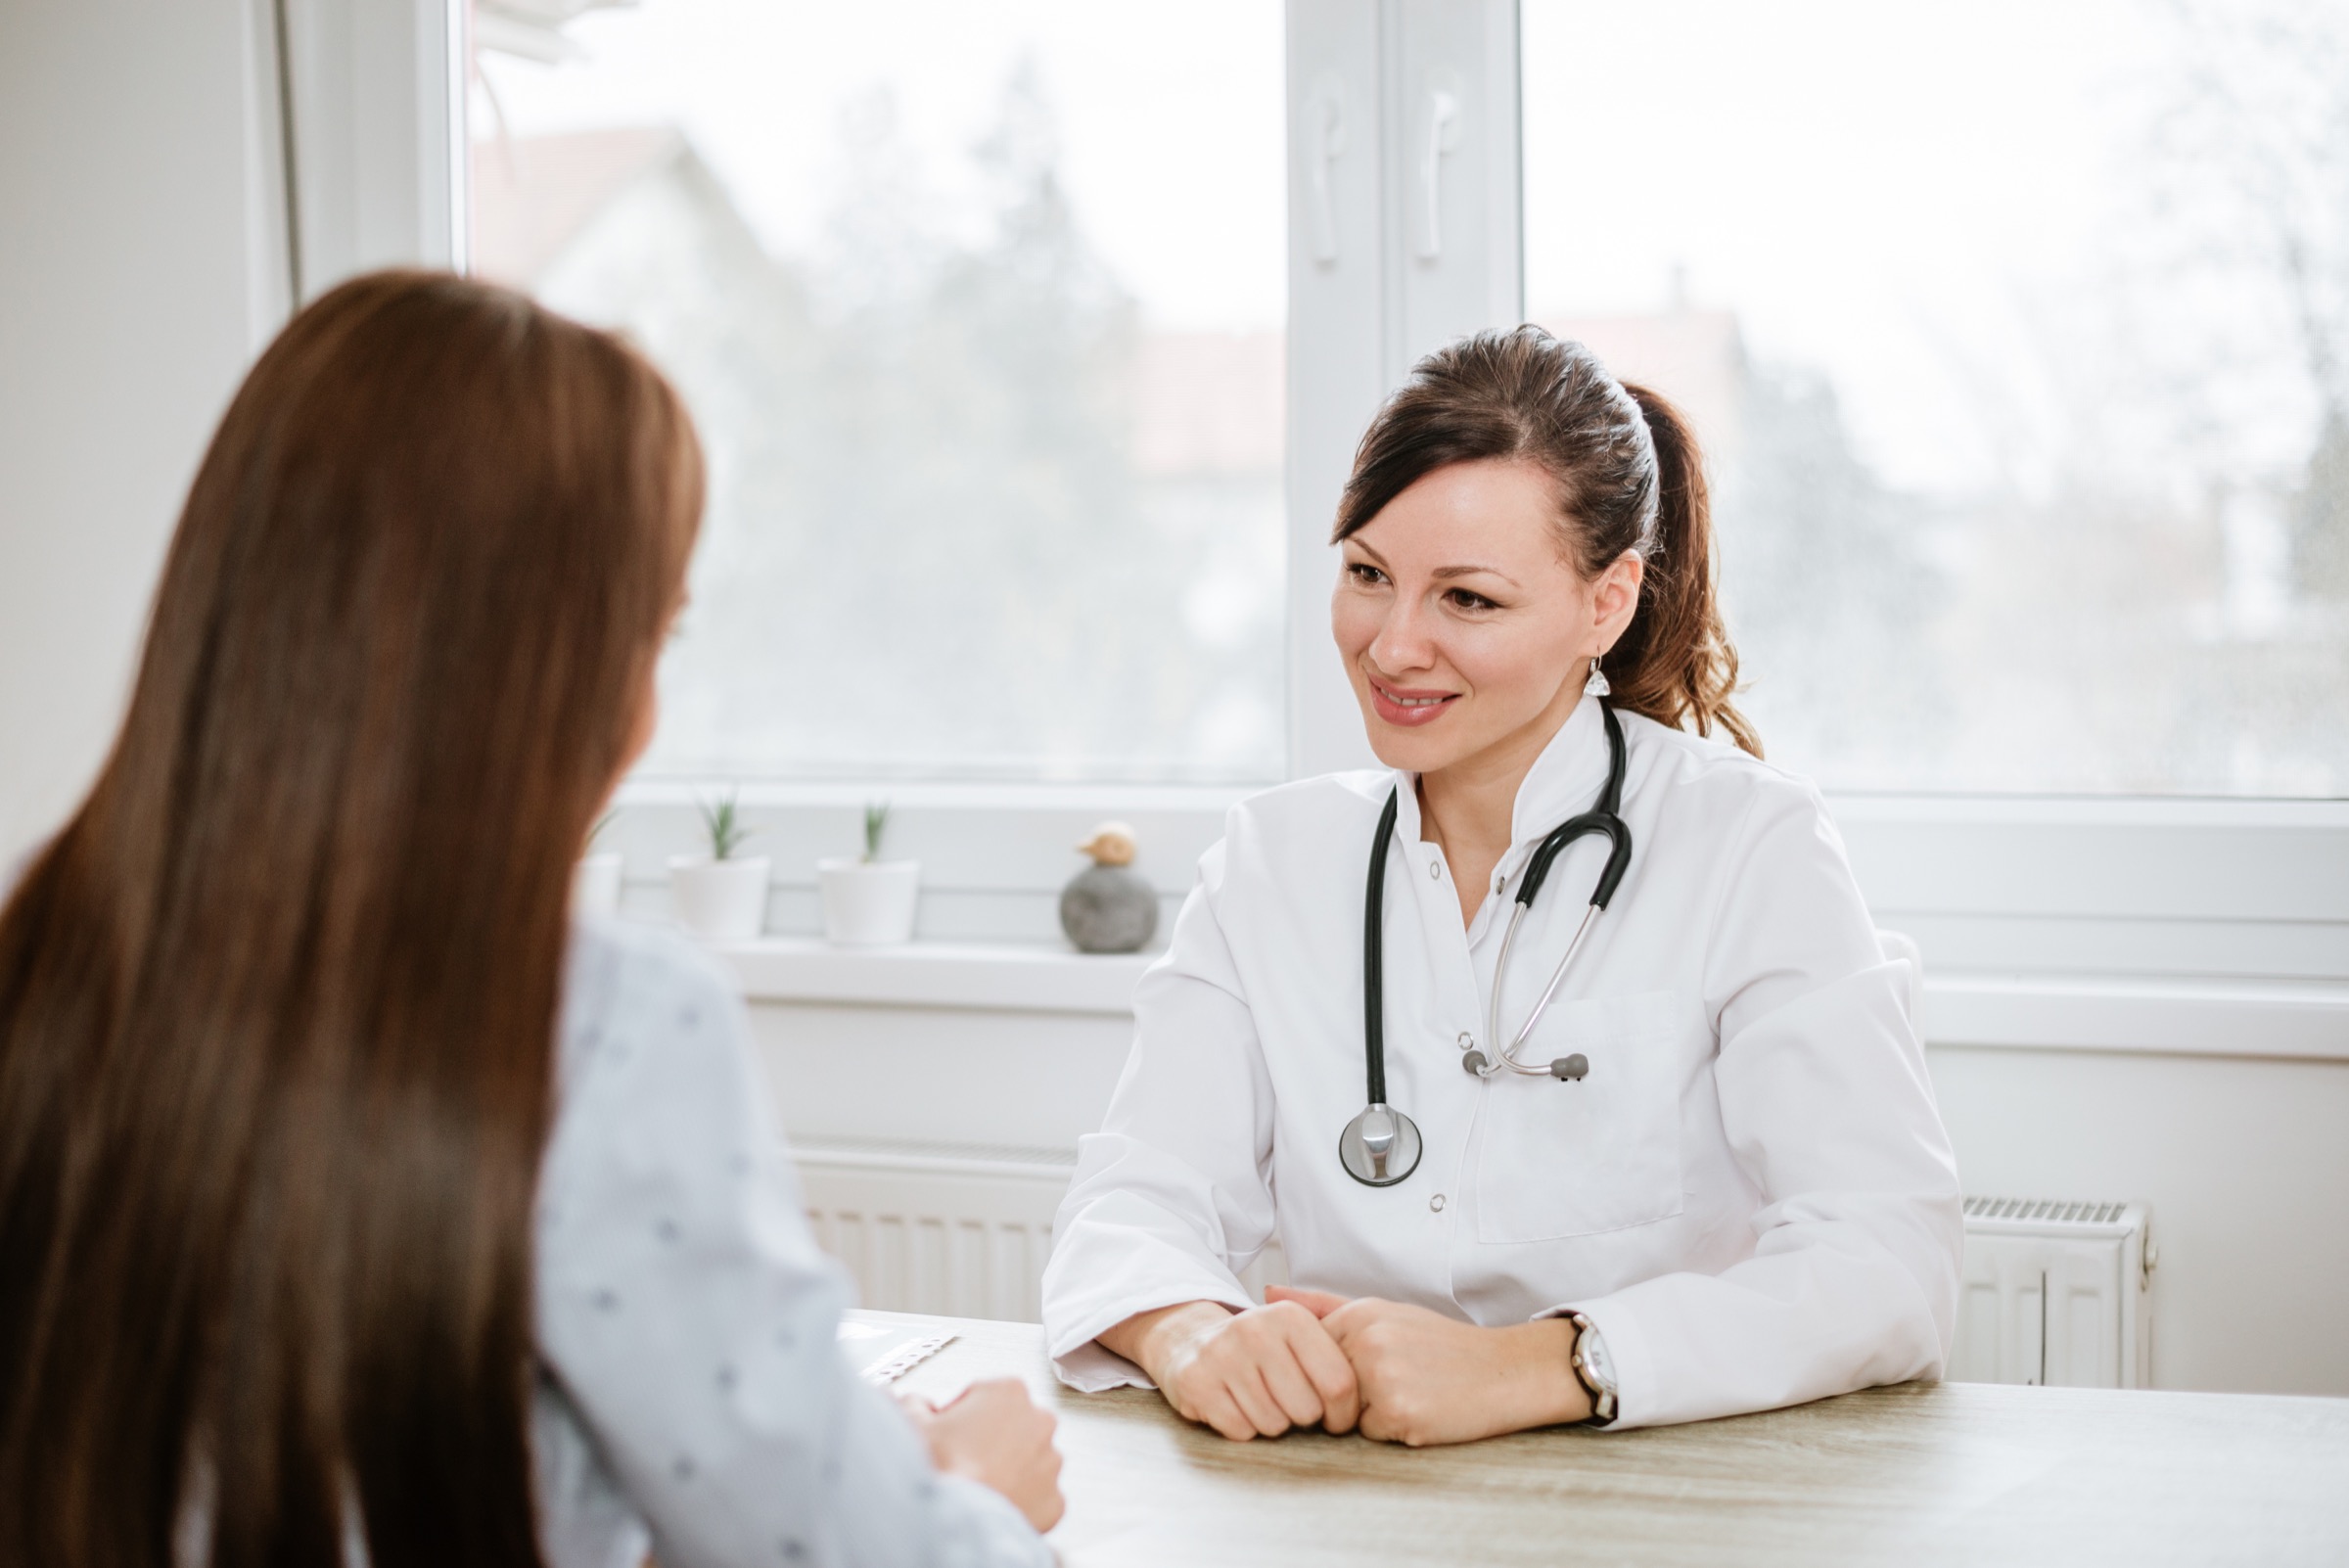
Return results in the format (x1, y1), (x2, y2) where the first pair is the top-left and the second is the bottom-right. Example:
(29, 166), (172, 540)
(1525, 0), (2349, 795)
(472, 1), (1286, 782)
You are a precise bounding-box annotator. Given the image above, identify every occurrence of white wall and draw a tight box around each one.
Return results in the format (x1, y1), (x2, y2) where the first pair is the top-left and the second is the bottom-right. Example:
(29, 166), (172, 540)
(0, 0), (288, 865)
(1929, 1043), (2349, 1398)
(749, 995), (2349, 1399)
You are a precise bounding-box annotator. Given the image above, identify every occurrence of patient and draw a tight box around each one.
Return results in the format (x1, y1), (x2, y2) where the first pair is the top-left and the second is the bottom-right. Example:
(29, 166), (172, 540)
(0, 272), (1058, 1566)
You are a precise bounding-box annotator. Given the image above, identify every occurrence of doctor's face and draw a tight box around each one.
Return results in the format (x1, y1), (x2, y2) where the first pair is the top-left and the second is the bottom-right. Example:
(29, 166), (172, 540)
(1331, 459), (1635, 779)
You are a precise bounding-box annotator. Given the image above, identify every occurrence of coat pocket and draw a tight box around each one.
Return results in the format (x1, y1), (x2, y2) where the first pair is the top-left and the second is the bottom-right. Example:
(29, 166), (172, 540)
(1472, 990), (1691, 1245)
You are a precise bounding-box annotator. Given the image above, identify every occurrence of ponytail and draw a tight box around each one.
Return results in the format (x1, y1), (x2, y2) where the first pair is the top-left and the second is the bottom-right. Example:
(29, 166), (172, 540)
(1611, 384), (1758, 756)
(1333, 326), (1760, 758)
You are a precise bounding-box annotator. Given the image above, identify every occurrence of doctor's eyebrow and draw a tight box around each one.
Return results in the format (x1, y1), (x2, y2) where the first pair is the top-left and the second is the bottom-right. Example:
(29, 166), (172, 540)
(1429, 564), (1521, 586)
(1344, 540), (1521, 587)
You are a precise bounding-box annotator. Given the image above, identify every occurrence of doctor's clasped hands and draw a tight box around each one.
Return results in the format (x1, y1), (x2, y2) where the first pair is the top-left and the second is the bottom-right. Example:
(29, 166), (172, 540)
(1099, 1289), (1593, 1447)
(1100, 1297), (1360, 1441)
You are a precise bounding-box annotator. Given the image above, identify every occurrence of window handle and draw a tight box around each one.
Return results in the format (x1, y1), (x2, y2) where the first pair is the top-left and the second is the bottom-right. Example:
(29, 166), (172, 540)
(1417, 83), (1462, 259)
(1305, 76), (1345, 264)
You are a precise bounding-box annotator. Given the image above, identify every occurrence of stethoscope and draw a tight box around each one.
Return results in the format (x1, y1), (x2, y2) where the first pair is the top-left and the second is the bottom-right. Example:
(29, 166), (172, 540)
(1337, 700), (1634, 1187)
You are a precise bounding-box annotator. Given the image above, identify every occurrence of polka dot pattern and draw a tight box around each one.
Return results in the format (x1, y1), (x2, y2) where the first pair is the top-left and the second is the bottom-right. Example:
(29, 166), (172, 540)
(530, 918), (1052, 1568)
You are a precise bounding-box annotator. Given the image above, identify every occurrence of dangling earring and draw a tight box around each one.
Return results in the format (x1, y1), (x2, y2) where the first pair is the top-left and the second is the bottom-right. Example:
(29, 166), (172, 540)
(1585, 655), (1610, 698)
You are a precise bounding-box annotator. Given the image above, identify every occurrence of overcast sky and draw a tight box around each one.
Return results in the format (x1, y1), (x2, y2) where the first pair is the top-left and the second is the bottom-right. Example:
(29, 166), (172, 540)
(478, 0), (1288, 334)
(483, 1), (2275, 494)
(1523, 0), (2195, 494)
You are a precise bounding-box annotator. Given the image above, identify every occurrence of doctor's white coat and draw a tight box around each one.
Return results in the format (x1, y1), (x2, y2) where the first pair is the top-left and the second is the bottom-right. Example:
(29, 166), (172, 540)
(1040, 698), (1964, 1430)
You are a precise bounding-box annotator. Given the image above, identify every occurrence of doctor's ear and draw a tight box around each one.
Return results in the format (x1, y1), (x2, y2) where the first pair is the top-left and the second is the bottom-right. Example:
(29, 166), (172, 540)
(1590, 551), (1644, 644)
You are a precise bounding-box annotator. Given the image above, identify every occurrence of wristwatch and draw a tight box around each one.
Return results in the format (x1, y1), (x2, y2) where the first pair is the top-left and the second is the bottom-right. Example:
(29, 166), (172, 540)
(1567, 1314), (1618, 1426)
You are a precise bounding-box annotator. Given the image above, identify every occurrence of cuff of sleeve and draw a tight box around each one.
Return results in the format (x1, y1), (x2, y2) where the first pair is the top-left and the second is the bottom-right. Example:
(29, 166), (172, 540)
(1046, 1284), (1257, 1394)
(928, 1474), (1054, 1568)
(1052, 1337), (1157, 1393)
(1536, 1298), (1658, 1431)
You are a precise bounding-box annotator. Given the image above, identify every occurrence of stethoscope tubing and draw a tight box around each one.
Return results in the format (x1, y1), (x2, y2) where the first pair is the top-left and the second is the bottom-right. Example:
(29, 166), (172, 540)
(1483, 899), (1602, 1077)
(1343, 701), (1633, 1185)
(1360, 787), (1401, 1108)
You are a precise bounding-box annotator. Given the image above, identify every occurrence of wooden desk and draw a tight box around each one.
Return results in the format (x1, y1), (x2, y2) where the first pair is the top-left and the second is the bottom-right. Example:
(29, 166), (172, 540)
(865, 1310), (2349, 1567)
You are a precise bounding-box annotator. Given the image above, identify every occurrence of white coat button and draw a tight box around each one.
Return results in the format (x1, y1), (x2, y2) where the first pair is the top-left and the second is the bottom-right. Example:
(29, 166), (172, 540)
(1430, 1193), (1447, 1213)
(1429, 860), (1442, 879)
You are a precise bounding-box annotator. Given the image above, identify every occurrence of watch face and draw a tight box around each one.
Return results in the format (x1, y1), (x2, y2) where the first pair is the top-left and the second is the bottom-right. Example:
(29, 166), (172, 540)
(1575, 1317), (1619, 1395)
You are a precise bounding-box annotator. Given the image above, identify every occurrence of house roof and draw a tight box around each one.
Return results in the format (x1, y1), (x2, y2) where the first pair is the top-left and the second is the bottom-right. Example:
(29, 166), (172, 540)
(470, 124), (685, 286)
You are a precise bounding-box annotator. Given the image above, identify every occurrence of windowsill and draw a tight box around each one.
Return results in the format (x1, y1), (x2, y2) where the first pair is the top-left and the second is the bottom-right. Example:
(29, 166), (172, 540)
(1924, 971), (2349, 1061)
(715, 938), (2349, 1060)
(719, 936), (1154, 1015)
(614, 777), (1255, 812)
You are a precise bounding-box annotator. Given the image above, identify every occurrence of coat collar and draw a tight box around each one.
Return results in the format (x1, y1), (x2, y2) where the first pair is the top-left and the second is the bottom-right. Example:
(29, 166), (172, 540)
(1385, 694), (1615, 860)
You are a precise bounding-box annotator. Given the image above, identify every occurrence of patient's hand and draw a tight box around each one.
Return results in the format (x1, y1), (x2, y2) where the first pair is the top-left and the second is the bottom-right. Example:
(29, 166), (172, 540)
(1267, 1287), (1590, 1447)
(1097, 1298), (1361, 1441)
(908, 1377), (1066, 1533)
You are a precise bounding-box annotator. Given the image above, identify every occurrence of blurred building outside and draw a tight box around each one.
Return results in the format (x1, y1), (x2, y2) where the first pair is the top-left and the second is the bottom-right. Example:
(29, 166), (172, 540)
(474, 111), (1287, 784)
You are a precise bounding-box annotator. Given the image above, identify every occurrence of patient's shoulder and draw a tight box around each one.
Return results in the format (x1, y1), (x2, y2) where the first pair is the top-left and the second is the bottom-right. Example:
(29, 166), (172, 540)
(558, 915), (743, 1074)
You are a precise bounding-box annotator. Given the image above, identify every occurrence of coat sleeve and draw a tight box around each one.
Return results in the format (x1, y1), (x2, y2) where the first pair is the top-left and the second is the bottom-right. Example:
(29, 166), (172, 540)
(1039, 839), (1273, 1391)
(1549, 779), (1964, 1429)
(535, 927), (1051, 1568)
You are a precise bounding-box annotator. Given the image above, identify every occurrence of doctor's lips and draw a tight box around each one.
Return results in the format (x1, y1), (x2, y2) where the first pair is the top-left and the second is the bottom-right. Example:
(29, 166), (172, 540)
(1366, 675), (1460, 727)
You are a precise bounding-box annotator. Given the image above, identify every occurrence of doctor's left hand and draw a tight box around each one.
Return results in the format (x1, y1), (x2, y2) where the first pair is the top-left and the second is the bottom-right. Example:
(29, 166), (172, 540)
(1267, 1287), (1591, 1447)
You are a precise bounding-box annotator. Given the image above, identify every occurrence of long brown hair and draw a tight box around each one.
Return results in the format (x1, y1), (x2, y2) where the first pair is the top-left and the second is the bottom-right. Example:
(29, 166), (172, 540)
(1333, 325), (1759, 755)
(0, 272), (703, 1565)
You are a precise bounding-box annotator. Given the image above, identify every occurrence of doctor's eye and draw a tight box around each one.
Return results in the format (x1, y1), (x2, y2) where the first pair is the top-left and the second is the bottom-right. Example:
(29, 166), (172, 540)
(1446, 588), (1500, 612)
(1345, 561), (1389, 587)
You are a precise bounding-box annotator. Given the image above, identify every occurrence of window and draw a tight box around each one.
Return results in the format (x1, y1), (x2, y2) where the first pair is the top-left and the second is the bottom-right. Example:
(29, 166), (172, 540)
(1524, 0), (2349, 797)
(301, 0), (2340, 962)
(471, 1), (1288, 784)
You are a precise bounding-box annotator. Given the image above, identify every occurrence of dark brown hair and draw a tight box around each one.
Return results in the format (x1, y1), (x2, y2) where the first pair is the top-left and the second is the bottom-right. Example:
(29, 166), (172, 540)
(1332, 325), (1758, 755)
(0, 271), (702, 1565)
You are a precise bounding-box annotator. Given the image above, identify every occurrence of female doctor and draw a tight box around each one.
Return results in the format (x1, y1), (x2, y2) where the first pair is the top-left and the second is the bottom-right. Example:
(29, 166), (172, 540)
(1039, 327), (1962, 1444)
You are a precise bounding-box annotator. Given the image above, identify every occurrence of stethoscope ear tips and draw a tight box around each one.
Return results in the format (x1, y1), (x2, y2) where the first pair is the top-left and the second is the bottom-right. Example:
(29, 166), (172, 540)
(1550, 1052), (1590, 1082)
(1459, 1049), (1490, 1077)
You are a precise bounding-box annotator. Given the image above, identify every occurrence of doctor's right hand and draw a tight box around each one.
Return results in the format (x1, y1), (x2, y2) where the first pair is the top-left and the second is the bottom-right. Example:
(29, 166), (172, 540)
(1096, 1299), (1361, 1441)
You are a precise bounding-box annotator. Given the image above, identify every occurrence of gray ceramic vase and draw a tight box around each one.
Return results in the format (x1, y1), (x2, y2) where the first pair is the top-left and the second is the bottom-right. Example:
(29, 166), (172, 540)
(1060, 822), (1159, 953)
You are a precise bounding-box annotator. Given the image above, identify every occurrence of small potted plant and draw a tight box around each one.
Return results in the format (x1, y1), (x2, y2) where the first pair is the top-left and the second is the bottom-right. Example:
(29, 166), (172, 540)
(668, 790), (770, 944)
(817, 801), (920, 945)
(573, 807), (624, 919)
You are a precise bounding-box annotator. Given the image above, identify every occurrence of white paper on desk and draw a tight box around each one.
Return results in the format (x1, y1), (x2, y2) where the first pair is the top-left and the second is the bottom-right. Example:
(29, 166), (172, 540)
(839, 1319), (957, 1386)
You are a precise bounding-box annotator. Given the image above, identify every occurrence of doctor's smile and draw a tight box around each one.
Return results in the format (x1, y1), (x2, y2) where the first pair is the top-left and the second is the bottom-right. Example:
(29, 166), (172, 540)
(1361, 676), (1458, 725)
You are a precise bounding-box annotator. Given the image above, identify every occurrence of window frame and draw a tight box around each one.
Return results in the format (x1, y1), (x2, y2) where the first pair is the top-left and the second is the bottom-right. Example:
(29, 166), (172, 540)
(292, 0), (2347, 1041)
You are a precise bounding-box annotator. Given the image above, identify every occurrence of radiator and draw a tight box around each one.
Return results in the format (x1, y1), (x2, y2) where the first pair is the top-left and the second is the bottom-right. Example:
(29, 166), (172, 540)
(793, 1136), (1290, 1321)
(794, 1136), (1076, 1322)
(1950, 1196), (2152, 1389)
(797, 1145), (2156, 1390)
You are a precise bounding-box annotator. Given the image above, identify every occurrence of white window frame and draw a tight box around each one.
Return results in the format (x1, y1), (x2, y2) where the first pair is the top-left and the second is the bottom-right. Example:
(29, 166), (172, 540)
(275, 0), (467, 302)
(280, 0), (2347, 1060)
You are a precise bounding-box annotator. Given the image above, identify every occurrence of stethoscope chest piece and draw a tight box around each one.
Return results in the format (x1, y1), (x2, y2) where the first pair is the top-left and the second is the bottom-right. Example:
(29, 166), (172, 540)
(1339, 1102), (1423, 1187)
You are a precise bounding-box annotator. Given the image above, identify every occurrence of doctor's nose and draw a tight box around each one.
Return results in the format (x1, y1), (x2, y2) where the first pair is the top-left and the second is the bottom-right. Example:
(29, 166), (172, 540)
(1367, 601), (1441, 674)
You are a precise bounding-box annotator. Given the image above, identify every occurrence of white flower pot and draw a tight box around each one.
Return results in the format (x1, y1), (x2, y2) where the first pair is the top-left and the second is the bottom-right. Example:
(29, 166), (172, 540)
(668, 854), (770, 944)
(573, 852), (623, 919)
(817, 857), (920, 945)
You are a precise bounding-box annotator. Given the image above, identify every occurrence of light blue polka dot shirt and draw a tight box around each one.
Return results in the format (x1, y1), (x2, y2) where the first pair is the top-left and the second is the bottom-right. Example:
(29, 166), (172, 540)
(531, 917), (1050, 1568)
